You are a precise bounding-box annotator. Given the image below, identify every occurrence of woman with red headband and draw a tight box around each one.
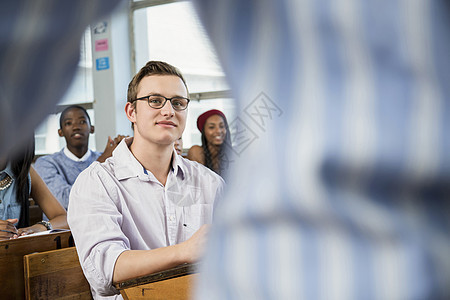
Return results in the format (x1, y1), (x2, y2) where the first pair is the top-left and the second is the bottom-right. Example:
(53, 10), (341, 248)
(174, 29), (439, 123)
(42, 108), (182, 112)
(187, 109), (231, 176)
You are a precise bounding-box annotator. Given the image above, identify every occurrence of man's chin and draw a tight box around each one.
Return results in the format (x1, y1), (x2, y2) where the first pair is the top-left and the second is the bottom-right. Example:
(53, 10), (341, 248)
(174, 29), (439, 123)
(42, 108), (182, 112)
(157, 138), (178, 147)
(68, 139), (88, 147)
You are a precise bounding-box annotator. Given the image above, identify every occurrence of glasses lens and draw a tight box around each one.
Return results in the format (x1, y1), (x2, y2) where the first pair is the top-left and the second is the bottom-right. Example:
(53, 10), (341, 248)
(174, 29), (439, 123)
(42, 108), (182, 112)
(171, 97), (188, 111)
(148, 96), (165, 109)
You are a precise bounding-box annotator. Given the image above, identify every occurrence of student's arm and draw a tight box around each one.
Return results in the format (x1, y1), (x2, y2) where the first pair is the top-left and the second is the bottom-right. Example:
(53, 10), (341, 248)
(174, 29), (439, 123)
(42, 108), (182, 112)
(34, 156), (72, 209)
(113, 224), (209, 282)
(97, 135), (128, 163)
(187, 145), (205, 165)
(17, 167), (69, 235)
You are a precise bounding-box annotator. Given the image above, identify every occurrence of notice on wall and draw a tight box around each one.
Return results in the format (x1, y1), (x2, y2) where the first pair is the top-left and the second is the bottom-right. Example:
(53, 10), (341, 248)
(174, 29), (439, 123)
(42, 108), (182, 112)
(95, 39), (109, 52)
(93, 21), (108, 35)
(96, 57), (110, 71)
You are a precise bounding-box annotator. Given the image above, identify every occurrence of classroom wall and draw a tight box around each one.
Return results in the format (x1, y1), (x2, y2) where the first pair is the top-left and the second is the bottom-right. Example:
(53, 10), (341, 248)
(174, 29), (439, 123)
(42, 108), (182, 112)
(91, 1), (133, 148)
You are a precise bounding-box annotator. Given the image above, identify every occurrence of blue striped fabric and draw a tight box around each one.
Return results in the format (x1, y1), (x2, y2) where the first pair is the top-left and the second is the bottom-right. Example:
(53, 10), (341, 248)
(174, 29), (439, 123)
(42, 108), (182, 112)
(193, 0), (450, 299)
(0, 0), (123, 160)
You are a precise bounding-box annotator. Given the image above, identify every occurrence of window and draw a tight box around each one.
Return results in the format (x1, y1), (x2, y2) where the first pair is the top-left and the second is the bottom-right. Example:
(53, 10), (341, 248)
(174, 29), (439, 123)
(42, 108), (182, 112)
(35, 1), (235, 155)
(132, 0), (235, 149)
(34, 29), (96, 155)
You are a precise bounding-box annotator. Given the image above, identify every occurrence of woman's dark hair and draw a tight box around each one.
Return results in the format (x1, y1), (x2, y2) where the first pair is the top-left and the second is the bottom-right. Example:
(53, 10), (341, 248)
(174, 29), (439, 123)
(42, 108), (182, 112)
(10, 138), (35, 228)
(201, 116), (232, 176)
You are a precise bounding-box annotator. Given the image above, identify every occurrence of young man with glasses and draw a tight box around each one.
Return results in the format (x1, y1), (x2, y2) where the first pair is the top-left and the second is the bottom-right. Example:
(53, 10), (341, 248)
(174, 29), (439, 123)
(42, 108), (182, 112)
(67, 61), (224, 299)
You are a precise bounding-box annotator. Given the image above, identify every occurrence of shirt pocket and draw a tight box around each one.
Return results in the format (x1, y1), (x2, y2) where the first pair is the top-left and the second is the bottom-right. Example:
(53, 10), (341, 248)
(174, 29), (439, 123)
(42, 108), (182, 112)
(182, 203), (213, 240)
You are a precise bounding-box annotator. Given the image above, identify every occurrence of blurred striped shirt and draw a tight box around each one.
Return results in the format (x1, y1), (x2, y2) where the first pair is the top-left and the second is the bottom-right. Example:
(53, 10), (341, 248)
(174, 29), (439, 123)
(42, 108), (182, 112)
(0, 0), (123, 159)
(193, 0), (450, 299)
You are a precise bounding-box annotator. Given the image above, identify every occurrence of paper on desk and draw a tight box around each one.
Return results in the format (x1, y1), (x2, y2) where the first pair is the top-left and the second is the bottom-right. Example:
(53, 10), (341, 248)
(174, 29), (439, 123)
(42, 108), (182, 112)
(18, 228), (70, 238)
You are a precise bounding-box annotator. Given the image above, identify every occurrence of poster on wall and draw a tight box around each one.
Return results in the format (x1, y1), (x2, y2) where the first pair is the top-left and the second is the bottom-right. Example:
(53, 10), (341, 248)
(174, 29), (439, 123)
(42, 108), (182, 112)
(95, 39), (109, 52)
(96, 57), (110, 71)
(93, 21), (108, 35)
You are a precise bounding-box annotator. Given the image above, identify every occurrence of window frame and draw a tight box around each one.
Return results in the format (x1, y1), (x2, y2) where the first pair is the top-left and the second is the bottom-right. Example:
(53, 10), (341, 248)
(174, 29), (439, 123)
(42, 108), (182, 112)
(128, 0), (232, 102)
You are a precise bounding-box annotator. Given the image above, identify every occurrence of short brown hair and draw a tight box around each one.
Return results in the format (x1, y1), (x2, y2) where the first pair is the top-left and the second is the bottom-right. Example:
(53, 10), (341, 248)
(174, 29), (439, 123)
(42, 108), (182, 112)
(127, 61), (188, 106)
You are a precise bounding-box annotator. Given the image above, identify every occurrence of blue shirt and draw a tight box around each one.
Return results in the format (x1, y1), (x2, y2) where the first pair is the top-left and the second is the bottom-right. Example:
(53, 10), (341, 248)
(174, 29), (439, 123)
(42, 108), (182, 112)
(35, 148), (101, 211)
(0, 163), (30, 226)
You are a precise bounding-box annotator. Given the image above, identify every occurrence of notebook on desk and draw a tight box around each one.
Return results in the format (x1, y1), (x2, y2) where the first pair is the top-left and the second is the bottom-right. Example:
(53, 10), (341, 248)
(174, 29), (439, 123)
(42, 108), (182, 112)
(18, 228), (70, 238)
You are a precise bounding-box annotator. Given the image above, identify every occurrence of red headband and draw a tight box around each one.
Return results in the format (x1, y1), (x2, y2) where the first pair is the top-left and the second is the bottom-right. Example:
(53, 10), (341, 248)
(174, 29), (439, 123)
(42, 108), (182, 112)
(197, 109), (227, 132)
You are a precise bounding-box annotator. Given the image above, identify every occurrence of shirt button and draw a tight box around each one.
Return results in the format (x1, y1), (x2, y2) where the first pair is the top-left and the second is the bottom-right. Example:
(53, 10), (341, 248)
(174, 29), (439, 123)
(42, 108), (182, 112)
(169, 216), (175, 221)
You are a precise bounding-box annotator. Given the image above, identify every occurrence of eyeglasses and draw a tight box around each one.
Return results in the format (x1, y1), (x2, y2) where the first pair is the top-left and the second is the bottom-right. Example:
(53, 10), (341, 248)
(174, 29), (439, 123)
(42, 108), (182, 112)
(131, 95), (190, 111)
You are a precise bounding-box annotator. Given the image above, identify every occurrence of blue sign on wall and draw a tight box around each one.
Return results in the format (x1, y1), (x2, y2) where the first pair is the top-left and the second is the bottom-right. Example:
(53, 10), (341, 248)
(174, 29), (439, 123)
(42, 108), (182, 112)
(96, 57), (110, 71)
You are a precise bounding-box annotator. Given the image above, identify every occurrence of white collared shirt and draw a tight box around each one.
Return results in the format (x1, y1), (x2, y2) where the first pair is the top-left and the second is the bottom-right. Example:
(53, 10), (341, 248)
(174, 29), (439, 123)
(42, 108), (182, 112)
(67, 138), (224, 297)
(63, 147), (92, 162)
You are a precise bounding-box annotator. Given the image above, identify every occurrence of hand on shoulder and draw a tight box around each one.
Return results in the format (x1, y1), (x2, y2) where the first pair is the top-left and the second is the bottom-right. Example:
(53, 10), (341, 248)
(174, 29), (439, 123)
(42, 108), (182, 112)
(187, 145), (205, 165)
(98, 135), (129, 162)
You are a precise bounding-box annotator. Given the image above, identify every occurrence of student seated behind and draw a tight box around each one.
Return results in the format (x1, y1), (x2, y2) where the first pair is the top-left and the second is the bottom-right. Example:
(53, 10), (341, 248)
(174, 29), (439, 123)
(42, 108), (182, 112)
(67, 61), (224, 299)
(34, 105), (126, 212)
(0, 138), (68, 240)
(187, 109), (231, 176)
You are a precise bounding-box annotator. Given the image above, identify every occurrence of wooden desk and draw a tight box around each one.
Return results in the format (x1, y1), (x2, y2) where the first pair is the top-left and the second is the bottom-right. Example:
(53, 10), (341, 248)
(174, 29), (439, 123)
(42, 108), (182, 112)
(0, 230), (73, 299)
(114, 263), (198, 300)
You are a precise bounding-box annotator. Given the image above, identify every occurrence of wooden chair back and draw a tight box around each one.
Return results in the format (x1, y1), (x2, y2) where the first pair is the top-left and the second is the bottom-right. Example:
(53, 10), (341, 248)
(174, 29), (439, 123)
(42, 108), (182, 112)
(23, 246), (92, 300)
(28, 198), (43, 225)
(0, 230), (73, 299)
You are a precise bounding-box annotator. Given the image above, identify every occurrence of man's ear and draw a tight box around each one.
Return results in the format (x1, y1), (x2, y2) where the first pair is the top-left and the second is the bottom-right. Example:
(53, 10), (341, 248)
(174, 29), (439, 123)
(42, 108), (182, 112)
(58, 129), (64, 137)
(90, 125), (95, 134)
(125, 102), (136, 123)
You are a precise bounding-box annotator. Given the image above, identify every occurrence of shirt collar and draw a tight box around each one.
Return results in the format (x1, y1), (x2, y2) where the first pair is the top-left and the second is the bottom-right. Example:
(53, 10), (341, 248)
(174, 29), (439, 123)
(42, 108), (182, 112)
(114, 137), (186, 181)
(64, 147), (92, 162)
(171, 150), (186, 180)
(114, 138), (149, 181)
(0, 162), (15, 179)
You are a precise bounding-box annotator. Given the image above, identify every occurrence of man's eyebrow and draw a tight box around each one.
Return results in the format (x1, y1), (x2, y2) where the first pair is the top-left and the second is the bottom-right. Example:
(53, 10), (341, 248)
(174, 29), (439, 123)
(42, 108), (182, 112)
(139, 92), (161, 97)
(144, 92), (186, 98)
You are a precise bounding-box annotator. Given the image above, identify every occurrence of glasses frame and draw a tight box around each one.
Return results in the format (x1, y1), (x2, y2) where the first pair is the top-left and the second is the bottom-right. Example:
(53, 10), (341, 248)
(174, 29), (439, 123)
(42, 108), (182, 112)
(131, 94), (190, 111)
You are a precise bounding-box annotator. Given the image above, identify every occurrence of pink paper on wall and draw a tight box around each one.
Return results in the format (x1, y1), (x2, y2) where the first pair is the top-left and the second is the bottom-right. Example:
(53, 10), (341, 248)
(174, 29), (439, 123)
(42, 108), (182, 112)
(95, 39), (109, 52)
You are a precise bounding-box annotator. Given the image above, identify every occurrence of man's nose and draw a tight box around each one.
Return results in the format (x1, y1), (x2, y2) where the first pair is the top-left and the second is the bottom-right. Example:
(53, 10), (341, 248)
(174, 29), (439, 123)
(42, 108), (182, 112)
(160, 100), (175, 116)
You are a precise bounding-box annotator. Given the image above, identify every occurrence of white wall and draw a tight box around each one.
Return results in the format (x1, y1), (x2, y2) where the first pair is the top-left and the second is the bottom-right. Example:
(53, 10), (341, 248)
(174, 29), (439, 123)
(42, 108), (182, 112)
(91, 1), (133, 149)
